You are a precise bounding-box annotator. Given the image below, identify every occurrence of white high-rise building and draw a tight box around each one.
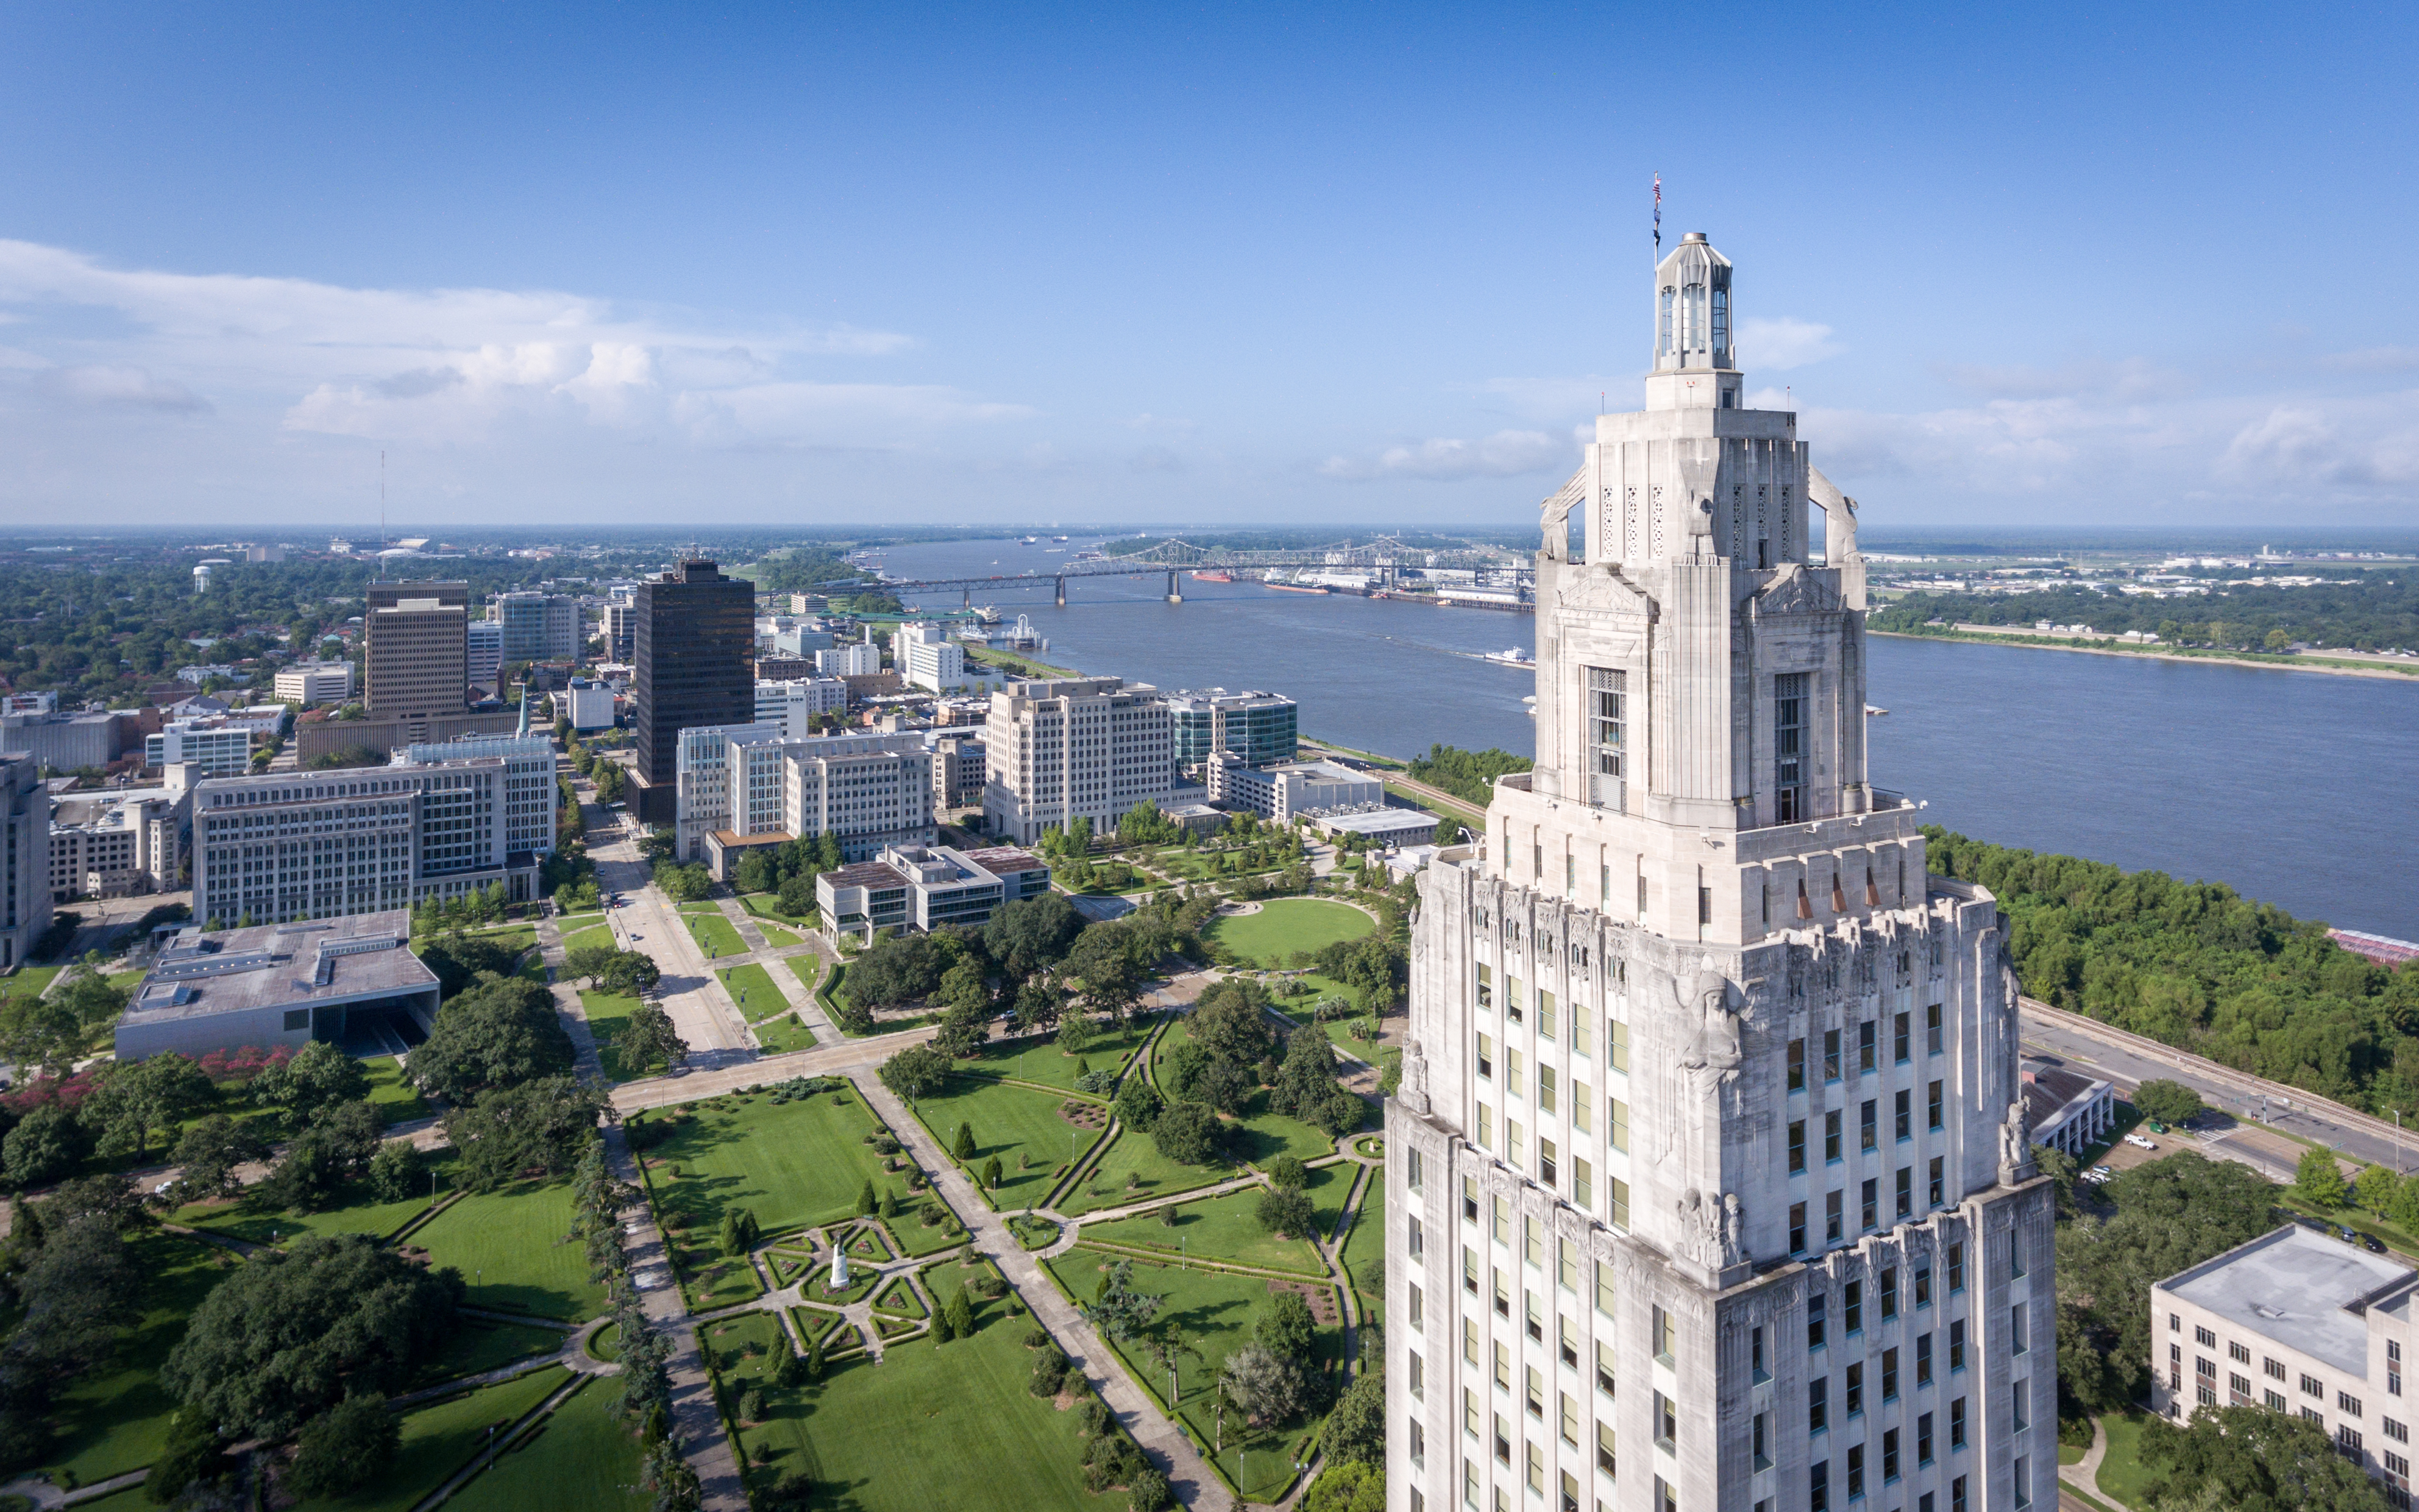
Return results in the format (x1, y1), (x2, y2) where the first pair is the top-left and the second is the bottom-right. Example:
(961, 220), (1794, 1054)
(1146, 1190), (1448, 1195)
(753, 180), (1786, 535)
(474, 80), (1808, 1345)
(814, 641), (883, 678)
(675, 725), (936, 867)
(755, 677), (850, 737)
(980, 677), (1172, 843)
(896, 622), (969, 692)
(1385, 234), (2054, 1512)
(0, 754), (54, 969)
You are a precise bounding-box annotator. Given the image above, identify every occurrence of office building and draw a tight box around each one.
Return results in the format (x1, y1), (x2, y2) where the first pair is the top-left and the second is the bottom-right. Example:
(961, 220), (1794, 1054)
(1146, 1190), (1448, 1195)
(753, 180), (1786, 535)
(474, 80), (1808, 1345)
(631, 561), (753, 823)
(274, 661), (356, 706)
(403, 734), (558, 859)
(147, 719), (255, 777)
(603, 602), (637, 661)
(1385, 233), (2055, 1512)
(467, 619), (503, 691)
(895, 622), (969, 692)
(677, 725), (936, 871)
(191, 748), (544, 928)
(772, 625), (835, 657)
(116, 912), (439, 1062)
(929, 733), (987, 811)
(0, 754), (53, 969)
(0, 711), (120, 774)
(1307, 806), (1438, 850)
(1204, 754), (1382, 822)
(816, 843), (1051, 937)
(0, 693), (58, 717)
(48, 768), (194, 901)
(495, 591), (582, 665)
(365, 581), (469, 720)
(1168, 689), (1299, 773)
(814, 641), (883, 678)
(755, 677), (850, 738)
(981, 677), (1173, 844)
(2151, 1224), (2416, 1503)
(562, 678), (617, 732)
(243, 544), (286, 564)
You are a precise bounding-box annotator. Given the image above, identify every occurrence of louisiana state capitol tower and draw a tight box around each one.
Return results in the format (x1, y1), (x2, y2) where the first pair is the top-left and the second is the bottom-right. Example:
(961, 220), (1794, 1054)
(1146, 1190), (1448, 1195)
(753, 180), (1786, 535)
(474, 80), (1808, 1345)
(1384, 233), (2056, 1512)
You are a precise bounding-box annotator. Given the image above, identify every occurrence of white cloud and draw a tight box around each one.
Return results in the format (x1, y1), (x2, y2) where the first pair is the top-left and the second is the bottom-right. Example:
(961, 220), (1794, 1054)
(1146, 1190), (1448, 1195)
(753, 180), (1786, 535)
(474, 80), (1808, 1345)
(1736, 316), (1842, 372)
(1318, 428), (1569, 481)
(34, 363), (208, 413)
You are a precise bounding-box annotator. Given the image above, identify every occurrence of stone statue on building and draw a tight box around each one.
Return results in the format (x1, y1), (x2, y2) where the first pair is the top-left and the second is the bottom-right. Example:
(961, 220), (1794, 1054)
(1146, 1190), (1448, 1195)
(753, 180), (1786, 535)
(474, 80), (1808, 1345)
(1721, 1193), (1746, 1268)
(1999, 1099), (2035, 1181)
(1675, 967), (1746, 1101)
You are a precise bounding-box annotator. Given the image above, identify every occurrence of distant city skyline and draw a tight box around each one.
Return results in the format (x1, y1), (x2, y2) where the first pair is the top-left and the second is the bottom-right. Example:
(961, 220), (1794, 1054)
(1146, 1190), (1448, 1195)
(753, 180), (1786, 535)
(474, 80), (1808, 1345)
(1, 2), (2414, 531)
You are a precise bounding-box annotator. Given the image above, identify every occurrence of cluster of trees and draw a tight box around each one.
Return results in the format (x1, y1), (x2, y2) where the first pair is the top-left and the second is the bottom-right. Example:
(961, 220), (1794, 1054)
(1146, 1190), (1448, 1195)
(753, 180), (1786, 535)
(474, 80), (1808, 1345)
(1407, 744), (1533, 806)
(1869, 572), (2418, 654)
(727, 831), (845, 914)
(653, 857), (714, 902)
(1926, 828), (2419, 1112)
(1149, 980), (1364, 1168)
(403, 882), (514, 937)
(1216, 1287), (1328, 1431)
(566, 740), (626, 803)
(0, 1175), (154, 1467)
(2290, 1141), (2419, 1237)
(406, 972), (608, 1189)
(2135, 1405), (2392, 1511)
(0, 956), (131, 1082)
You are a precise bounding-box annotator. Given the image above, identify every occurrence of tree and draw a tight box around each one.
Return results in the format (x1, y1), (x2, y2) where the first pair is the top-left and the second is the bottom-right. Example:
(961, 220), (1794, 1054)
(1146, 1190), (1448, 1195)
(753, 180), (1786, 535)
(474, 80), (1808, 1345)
(2138, 1403), (2391, 1512)
(143, 1407), (235, 1505)
(248, 1102), (385, 1213)
(1217, 1341), (1308, 1426)
(1270, 1022), (1361, 1136)
(599, 950), (662, 997)
(413, 934), (522, 997)
(719, 1207), (762, 1257)
(1301, 1461), (1385, 1512)
(1057, 1012), (1096, 1058)
(84, 1052), (216, 1161)
(164, 1115), (272, 1204)
(0, 985), (89, 1079)
(289, 1393), (400, 1498)
(878, 1043), (951, 1104)
(442, 1077), (609, 1191)
(1112, 1076), (1162, 1132)
(981, 1155), (1004, 1190)
(1126, 1464), (1176, 1512)
(0, 1210), (138, 1466)
(365, 1140), (425, 1202)
(1257, 1185), (1316, 1240)
(410, 977), (577, 1101)
(1082, 1260), (1162, 1343)
(2357, 1163), (2404, 1217)
(1151, 1102), (1223, 1167)
(1189, 980), (1277, 1067)
(163, 1232), (464, 1441)
(944, 1288), (976, 1339)
(2296, 1145), (2348, 1209)
(856, 1179), (877, 1216)
(2132, 1079), (2206, 1126)
(1012, 977), (1064, 1035)
(1266, 1154), (1308, 1191)
(617, 1002), (690, 1074)
(1, 1103), (91, 1190)
(1065, 925), (1143, 1024)
(247, 1039), (369, 1123)
(1323, 1372), (1385, 1466)
(1257, 1289), (1316, 1364)
(563, 942), (619, 985)
(776, 873), (816, 918)
(953, 1122), (978, 1162)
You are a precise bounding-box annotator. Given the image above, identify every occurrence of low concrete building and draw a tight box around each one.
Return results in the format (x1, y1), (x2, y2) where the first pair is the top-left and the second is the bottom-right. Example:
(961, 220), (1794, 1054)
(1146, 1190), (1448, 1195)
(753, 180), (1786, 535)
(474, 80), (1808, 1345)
(2152, 1223), (2418, 1503)
(274, 661), (355, 705)
(0, 710), (121, 773)
(755, 677), (849, 737)
(116, 911), (441, 1061)
(561, 677), (617, 732)
(147, 718), (254, 777)
(2019, 1058), (2116, 1159)
(1309, 804), (1438, 849)
(1204, 754), (1384, 822)
(815, 641), (883, 678)
(816, 842), (1051, 935)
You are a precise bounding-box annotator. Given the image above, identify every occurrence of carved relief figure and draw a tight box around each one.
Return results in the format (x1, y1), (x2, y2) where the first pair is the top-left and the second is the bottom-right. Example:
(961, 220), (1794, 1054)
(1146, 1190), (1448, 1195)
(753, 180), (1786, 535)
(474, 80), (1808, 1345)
(2000, 1099), (2032, 1172)
(1675, 967), (1746, 1100)
(1721, 1193), (1746, 1268)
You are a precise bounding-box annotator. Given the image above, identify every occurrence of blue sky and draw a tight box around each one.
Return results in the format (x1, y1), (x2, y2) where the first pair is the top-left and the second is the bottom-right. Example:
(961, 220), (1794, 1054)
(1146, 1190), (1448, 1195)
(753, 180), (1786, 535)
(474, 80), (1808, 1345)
(1, 1), (2414, 533)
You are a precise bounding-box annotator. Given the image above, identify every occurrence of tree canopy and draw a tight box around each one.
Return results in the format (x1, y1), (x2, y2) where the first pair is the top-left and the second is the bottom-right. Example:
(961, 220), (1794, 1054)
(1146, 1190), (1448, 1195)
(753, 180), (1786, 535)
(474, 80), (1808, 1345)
(408, 976), (576, 1101)
(2137, 1403), (2392, 1512)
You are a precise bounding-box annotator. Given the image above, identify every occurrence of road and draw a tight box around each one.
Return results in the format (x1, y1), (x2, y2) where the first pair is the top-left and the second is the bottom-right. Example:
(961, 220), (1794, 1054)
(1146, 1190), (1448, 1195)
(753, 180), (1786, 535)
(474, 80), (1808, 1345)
(2019, 998), (2419, 1177)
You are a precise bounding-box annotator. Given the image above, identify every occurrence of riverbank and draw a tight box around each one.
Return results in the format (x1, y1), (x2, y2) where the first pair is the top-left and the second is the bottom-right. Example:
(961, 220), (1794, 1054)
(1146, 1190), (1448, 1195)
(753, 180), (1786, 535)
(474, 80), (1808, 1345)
(1870, 626), (2419, 680)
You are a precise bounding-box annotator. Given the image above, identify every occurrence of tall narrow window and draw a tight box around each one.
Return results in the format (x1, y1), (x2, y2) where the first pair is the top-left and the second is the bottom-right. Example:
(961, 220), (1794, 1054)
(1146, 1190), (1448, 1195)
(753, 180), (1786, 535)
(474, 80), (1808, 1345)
(1775, 672), (1808, 822)
(1710, 285), (1730, 363)
(1589, 669), (1627, 809)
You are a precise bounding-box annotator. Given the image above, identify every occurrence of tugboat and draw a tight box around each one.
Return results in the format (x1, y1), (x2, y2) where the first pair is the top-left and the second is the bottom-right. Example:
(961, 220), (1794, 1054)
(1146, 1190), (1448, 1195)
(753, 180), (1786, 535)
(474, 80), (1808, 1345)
(1482, 647), (1536, 666)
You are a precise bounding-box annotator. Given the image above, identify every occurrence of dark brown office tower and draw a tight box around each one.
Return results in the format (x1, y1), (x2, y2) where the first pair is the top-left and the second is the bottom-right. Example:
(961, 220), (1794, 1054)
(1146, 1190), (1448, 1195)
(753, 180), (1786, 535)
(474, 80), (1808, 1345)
(631, 560), (753, 822)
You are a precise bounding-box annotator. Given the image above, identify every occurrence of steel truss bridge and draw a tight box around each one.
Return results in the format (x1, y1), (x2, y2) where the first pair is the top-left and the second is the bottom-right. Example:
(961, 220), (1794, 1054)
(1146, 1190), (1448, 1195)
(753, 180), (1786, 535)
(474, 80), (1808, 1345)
(819, 534), (1531, 606)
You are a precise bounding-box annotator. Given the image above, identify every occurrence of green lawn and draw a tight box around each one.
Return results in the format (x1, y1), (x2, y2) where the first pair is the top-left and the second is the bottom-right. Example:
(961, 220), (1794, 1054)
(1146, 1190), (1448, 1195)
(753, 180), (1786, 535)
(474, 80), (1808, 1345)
(756, 921), (803, 949)
(294, 1368), (568, 1512)
(577, 987), (653, 1082)
(753, 1012), (820, 1055)
(724, 1296), (1093, 1512)
(781, 954), (822, 996)
(959, 1017), (1158, 1091)
(886, 1197), (972, 1257)
(444, 1374), (651, 1512)
(1042, 1251), (1331, 1501)
(677, 901), (723, 914)
(180, 1161), (453, 1246)
(1338, 1174), (1383, 1327)
(1205, 898), (1373, 967)
(717, 962), (786, 1021)
(683, 1251), (767, 1313)
(873, 1277), (928, 1318)
(414, 1319), (567, 1388)
(38, 1234), (233, 1486)
(558, 923), (614, 953)
(408, 1180), (606, 1320)
(905, 1076), (1107, 1210)
(1153, 1015), (1354, 1165)
(2097, 1410), (2156, 1507)
(363, 1055), (431, 1121)
(1056, 1124), (1237, 1216)
(739, 893), (817, 929)
(687, 912), (746, 960)
(635, 1087), (893, 1237)
(1079, 1187), (1325, 1275)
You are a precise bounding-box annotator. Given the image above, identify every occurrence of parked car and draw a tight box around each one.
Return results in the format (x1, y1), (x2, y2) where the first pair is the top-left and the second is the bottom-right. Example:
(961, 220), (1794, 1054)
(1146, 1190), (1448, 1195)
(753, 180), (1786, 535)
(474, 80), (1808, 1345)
(2362, 1233), (2389, 1254)
(2342, 1227), (2363, 1244)
(2125, 1134), (2158, 1149)
(2089, 1165), (2115, 1179)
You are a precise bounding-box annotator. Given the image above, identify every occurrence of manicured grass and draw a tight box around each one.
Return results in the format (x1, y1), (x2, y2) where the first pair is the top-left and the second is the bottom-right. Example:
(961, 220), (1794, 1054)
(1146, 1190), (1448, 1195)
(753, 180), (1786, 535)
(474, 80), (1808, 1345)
(444, 1374), (651, 1512)
(1042, 1251), (1332, 1501)
(683, 1251), (768, 1312)
(756, 921), (803, 948)
(364, 1054), (430, 1121)
(1056, 1125), (1236, 1216)
(38, 1234), (232, 1486)
(687, 912), (747, 960)
(726, 1298), (1092, 1512)
(1338, 1174), (1384, 1327)
(1301, 1160), (1354, 1244)
(558, 923), (614, 952)
(873, 1277), (928, 1318)
(1206, 897), (1373, 967)
(180, 1163), (453, 1246)
(295, 1368), (568, 1512)
(577, 987), (651, 1082)
(753, 1012), (821, 1055)
(1080, 1186), (1325, 1274)
(739, 893), (817, 928)
(906, 1076), (1106, 1210)
(888, 1196), (972, 1257)
(717, 962), (785, 1021)
(781, 954), (822, 996)
(410, 1180), (606, 1321)
(677, 901), (723, 914)
(634, 1086), (893, 1236)
(1154, 1014), (1357, 1165)
(960, 1017), (1157, 1091)
(2096, 1410), (2156, 1507)
(414, 1319), (567, 1388)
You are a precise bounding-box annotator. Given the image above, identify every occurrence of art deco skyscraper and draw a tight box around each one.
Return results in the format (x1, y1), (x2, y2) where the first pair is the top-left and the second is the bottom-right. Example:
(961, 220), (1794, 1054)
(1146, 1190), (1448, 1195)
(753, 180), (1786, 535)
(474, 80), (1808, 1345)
(1384, 234), (2055, 1512)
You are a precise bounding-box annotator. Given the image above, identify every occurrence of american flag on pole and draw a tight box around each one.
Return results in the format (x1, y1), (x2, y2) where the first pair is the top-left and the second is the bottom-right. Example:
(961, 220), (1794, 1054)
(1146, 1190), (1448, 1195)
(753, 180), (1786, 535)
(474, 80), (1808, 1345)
(1653, 173), (1661, 254)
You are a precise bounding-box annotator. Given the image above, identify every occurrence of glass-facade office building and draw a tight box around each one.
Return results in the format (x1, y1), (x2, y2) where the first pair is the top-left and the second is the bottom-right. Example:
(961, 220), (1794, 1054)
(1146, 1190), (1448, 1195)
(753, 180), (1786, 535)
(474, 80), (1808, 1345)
(1167, 689), (1297, 773)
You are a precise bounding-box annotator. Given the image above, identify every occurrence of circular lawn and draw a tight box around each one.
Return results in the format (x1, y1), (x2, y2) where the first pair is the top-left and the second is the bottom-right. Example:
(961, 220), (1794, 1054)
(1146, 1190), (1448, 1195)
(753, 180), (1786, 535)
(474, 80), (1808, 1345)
(1209, 897), (1374, 967)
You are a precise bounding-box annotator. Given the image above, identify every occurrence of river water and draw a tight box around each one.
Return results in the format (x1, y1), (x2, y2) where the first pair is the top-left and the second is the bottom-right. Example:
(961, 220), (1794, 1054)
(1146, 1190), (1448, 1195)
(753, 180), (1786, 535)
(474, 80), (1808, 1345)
(877, 536), (2418, 939)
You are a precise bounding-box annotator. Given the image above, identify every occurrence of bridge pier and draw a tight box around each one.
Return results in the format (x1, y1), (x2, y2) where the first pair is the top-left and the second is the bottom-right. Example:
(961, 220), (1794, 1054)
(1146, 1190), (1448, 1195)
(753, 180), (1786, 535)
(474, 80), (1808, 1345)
(1054, 576), (1066, 608)
(1166, 570), (1182, 604)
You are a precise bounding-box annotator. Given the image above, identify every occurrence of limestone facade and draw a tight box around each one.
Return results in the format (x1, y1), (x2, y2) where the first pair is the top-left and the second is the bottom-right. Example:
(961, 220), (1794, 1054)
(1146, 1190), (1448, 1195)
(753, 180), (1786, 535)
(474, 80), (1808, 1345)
(1384, 233), (2057, 1512)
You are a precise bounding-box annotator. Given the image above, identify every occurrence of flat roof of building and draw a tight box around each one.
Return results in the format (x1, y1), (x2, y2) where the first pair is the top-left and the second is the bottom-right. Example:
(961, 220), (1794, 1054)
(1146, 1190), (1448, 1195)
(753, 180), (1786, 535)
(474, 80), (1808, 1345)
(2162, 1223), (2415, 1374)
(123, 909), (439, 1028)
(709, 829), (796, 850)
(1315, 807), (1438, 836)
(960, 845), (1046, 873)
(822, 860), (911, 890)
